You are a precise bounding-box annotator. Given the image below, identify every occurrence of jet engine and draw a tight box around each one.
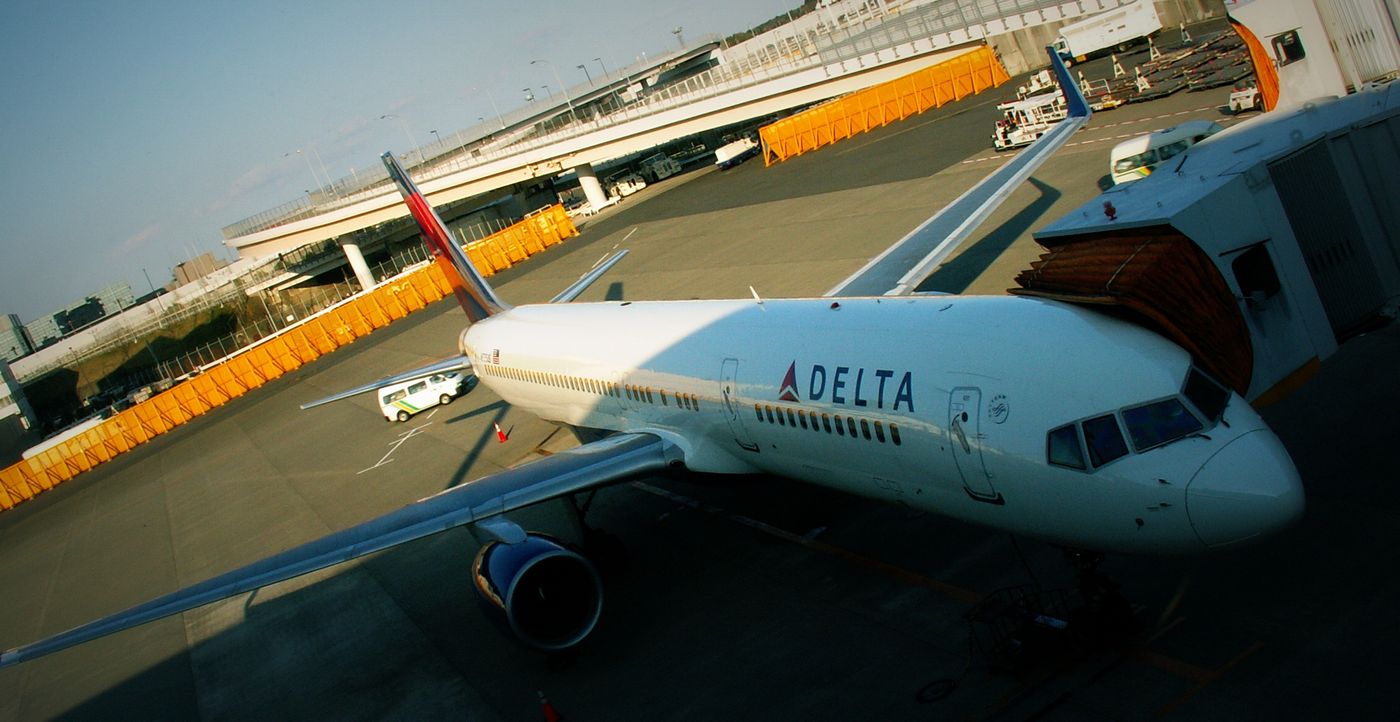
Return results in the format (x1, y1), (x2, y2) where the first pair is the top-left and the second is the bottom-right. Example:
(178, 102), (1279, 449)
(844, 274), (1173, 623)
(471, 533), (603, 650)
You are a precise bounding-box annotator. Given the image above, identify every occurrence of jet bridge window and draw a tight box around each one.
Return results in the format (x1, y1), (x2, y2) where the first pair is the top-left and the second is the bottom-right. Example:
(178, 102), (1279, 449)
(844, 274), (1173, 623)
(1122, 398), (1202, 452)
(1082, 414), (1129, 468)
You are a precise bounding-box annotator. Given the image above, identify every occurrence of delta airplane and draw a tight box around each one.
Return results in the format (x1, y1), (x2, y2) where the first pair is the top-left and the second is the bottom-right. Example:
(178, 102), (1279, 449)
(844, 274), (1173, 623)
(1, 50), (1303, 665)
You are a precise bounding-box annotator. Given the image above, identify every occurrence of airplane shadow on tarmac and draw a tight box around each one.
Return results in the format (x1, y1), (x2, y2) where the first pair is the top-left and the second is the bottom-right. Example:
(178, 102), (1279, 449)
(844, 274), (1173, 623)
(915, 177), (1061, 295)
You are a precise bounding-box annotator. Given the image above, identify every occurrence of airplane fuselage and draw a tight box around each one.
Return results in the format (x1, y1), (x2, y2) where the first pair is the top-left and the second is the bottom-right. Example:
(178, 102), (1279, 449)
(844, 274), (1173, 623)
(463, 294), (1304, 554)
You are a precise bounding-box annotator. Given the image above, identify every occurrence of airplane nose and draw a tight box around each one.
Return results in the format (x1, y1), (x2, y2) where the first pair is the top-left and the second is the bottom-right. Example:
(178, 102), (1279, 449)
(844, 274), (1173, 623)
(1186, 430), (1305, 548)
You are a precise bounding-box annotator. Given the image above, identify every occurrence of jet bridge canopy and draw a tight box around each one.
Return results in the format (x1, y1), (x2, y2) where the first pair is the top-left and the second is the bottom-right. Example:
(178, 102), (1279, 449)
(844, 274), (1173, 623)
(1011, 225), (1254, 396)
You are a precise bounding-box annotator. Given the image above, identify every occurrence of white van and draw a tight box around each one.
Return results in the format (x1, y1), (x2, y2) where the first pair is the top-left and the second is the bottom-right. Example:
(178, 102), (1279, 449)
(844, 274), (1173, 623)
(1109, 120), (1223, 185)
(378, 371), (471, 422)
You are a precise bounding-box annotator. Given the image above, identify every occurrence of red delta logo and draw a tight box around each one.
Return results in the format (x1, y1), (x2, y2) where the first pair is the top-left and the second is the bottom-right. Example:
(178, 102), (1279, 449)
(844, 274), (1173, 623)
(778, 362), (800, 402)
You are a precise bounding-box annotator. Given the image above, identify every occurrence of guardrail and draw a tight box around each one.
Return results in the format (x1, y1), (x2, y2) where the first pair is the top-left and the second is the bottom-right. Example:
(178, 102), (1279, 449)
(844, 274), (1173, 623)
(0, 205), (578, 511)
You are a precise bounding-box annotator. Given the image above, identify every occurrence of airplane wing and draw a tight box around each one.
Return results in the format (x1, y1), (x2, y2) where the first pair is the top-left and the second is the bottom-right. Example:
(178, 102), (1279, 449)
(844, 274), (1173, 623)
(825, 47), (1091, 297)
(550, 248), (629, 303)
(299, 354), (473, 410)
(0, 432), (677, 669)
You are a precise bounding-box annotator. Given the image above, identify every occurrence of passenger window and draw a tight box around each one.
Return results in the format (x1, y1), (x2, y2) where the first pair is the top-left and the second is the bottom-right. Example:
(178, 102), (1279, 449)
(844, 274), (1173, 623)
(1082, 414), (1129, 467)
(847, 417), (858, 437)
(798, 410), (808, 429)
(873, 421), (885, 443)
(822, 414), (832, 433)
(755, 404), (763, 421)
(408, 382), (426, 394)
(785, 408), (796, 426)
(860, 419), (871, 440)
(765, 405), (774, 423)
(1047, 424), (1086, 470)
(889, 423), (901, 446)
(1122, 398), (1202, 451)
(833, 415), (845, 436)
(776, 408), (786, 426)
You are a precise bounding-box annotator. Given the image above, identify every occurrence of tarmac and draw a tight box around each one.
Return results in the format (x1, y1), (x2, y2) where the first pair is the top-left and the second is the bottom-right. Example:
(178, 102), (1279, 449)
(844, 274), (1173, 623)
(2, 51), (1398, 721)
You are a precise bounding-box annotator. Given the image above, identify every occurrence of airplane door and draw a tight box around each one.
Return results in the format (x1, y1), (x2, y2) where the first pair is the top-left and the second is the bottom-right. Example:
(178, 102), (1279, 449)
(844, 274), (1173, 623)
(948, 386), (1001, 503)
(720, 358), (760, 453)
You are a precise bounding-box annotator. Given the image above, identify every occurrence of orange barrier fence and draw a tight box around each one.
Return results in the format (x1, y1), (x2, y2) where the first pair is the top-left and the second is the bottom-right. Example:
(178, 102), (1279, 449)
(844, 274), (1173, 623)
(760, 45), (1010, 166)
(0, 204), (578, 511)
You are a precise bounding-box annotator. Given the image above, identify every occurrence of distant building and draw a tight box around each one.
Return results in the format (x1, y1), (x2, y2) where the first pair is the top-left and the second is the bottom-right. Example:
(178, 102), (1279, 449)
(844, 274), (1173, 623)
(0, 360), (37, 465)
(92, 281), (135, 315)
(1, 314), (34, 362)
(56, 298), (105, 334)
(173, 252), (226, 287)
(26, 314), (61, 348)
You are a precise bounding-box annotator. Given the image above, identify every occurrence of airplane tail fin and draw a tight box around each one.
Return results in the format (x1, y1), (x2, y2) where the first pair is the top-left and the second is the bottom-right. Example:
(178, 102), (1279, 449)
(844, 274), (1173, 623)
(382, 152), (510, 322)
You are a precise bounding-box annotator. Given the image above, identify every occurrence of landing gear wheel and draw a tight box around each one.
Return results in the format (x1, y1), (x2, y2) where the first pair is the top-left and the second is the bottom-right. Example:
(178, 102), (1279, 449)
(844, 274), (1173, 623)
(439, 393), (453, 406)
(396, 410), (410, 422)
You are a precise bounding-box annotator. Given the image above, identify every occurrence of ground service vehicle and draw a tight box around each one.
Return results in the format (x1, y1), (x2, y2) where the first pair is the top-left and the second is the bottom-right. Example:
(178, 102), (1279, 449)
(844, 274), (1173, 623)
(604, 170), (646, 198)
(714, 136), (760, 168)
(378, 371), (470, 422)
(992, 92), (1068, 150)
(1109, 119), (1223, 185)
(638, 153), (680, 182)
(1230, 79), (1262, 114)
(1053, 0), (1161, 64)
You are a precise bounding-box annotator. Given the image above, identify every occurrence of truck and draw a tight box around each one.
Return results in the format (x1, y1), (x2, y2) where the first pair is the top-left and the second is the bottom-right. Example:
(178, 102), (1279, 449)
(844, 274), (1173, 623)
(604, 169), (646, 198)
(1052, 0), (1162, 65)
(638, 152), (681, 182)
(713, 136), (760, 169)
(991, 92), (1067, 150)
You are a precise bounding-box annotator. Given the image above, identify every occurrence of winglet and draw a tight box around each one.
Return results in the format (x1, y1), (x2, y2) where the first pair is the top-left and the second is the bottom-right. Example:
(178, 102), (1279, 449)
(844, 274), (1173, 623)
(1046, 45), (1090, 119)
(382, 152), (509, 322)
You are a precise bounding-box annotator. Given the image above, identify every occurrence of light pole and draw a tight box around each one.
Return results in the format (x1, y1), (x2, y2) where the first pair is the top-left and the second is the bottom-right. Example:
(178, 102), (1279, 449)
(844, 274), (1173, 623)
(430, 129), (441, 147)
(470, 85), (507, 129)
(284, 150), (324, 198)
(531, 59), (579, 124)
(577, 63), (594, 87)
(379, 114), (420, 161)
(672, 26), (685, 50)
(307, 146), (337, 198)
(523, 87), (535, 103)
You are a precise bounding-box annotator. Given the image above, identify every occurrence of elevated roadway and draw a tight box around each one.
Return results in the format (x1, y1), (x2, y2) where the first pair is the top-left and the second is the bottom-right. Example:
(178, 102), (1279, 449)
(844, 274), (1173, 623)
(223, 1), (1147, 274)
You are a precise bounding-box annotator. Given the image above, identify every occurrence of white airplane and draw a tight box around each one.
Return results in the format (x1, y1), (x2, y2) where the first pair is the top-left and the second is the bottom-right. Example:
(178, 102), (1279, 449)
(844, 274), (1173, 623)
(0, 50), (1303, 665)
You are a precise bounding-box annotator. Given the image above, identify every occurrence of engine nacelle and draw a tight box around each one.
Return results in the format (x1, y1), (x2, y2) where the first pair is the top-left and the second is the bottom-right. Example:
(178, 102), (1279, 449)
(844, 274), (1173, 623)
(471, 533), (603, 650)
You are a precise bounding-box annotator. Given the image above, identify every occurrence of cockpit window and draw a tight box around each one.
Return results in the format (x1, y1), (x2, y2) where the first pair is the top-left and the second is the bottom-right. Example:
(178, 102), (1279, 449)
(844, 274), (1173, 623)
(1122, 398), (1203, 451)
(1183, 368), (1229, 422)
(1047, 424), (1086, 470)
(1082, 414), (1129, 467)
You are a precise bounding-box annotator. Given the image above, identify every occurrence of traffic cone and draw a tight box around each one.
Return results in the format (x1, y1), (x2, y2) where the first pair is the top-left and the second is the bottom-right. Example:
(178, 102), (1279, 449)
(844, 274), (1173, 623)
(494, 422), (508, 443)
(537, 690), (563, 722)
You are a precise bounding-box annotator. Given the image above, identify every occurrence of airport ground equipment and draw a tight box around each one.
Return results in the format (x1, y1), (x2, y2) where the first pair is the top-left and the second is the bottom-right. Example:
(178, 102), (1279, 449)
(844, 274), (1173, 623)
(637, 153), (680, 183)
(1052, 0), (1161, 64)
(991, 91), (1068, 150)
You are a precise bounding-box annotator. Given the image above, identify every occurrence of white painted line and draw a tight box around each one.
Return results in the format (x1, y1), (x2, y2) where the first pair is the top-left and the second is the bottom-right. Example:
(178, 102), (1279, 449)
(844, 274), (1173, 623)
(359, 422), (432, 474)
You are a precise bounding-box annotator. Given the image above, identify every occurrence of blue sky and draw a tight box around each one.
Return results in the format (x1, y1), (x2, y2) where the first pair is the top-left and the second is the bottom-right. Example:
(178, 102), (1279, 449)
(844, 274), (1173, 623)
(0, 0), (787, 323)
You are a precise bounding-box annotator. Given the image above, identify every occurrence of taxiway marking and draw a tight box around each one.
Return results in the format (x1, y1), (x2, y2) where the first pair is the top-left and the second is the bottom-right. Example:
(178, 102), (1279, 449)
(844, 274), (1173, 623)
(359, 420), (434, 474)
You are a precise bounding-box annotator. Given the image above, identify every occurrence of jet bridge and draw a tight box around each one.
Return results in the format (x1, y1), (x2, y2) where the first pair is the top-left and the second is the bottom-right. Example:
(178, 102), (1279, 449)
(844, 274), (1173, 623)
(1027, 81), (1400, 404)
